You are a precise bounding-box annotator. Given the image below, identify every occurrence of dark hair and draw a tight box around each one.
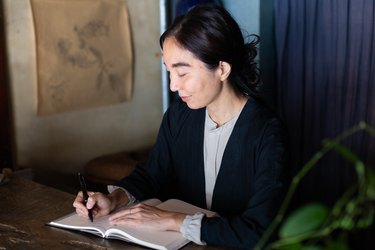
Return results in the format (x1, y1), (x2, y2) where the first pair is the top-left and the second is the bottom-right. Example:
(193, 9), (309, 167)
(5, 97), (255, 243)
(160, 4), (261, 98)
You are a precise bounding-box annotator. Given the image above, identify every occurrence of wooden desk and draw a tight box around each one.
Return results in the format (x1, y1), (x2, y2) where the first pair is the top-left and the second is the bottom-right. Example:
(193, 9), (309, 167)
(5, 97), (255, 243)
(0, 177), (227, 250)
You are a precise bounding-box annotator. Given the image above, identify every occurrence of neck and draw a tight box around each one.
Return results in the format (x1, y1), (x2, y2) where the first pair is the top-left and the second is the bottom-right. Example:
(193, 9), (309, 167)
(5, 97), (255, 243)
(207, 91), (248, 127)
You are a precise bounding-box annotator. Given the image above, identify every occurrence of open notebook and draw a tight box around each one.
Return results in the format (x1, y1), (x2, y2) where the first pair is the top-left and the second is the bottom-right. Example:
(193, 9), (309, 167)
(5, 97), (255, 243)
(48, 198), (216, 250)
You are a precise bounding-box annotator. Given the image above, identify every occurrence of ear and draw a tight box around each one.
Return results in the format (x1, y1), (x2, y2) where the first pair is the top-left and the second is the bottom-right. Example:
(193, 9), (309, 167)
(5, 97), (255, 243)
(218, 61), (231, 81)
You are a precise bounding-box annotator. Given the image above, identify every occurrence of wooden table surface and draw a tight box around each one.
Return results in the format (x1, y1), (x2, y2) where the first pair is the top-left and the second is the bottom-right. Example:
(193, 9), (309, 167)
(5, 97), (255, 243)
(0, 177), (229, 250)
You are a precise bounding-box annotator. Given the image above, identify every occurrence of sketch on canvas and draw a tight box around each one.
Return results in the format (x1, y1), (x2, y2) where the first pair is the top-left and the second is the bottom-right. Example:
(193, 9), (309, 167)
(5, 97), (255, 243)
(30, 0), (133, 115)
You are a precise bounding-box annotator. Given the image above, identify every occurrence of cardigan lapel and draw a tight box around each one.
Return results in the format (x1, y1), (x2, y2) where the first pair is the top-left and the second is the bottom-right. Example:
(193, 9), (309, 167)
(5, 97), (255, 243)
(211, 98), (256, 211)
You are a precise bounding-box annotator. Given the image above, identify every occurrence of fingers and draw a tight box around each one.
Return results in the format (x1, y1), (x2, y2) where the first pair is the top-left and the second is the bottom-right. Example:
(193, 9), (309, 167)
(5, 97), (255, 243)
(109, 203), (140, 223)
(73, 191), (84, 209)
(73, 191), (87, 216)
(109, 203), (159, 224)
(109, 207), (133, 221)
(108, 204), (183, 231)
(86, 195), (96, 209)
(73, 191), (100, 216)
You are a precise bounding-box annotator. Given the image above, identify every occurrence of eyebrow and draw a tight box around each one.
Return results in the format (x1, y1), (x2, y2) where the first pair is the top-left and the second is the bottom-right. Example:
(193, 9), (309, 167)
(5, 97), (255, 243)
(163, 62), (191, 70)
(171, 62), (191, 68)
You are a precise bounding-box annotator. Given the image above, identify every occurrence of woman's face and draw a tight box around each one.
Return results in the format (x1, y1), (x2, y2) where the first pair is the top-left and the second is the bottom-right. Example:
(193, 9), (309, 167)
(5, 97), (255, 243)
(162, 38), (223, 109)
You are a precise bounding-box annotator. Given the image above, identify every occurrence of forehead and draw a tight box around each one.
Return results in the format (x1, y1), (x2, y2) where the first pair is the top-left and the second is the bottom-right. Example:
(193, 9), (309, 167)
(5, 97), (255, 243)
(162, 38), (201, 69)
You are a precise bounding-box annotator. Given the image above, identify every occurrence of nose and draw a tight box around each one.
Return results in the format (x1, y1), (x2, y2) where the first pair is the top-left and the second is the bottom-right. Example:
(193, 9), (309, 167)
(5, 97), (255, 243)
(170, 82), (178, 92)
(169, 74), (179, 92)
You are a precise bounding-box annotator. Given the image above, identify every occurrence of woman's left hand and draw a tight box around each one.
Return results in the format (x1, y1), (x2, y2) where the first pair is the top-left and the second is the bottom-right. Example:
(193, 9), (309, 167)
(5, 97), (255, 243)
(109, 203), (186, 231)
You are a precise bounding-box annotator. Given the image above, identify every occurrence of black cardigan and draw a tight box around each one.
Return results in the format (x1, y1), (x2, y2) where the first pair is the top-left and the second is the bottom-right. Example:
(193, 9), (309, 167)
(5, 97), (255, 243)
(115, 97), (288, 249)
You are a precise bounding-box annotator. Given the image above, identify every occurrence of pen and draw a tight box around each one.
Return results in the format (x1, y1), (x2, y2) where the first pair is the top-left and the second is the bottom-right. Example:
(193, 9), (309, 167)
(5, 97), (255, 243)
(78, 172), (94, 222)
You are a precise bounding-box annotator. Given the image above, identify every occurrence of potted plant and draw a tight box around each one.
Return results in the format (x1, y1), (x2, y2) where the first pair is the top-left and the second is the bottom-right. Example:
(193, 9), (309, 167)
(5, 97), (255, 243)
(255, 121), (375, 250)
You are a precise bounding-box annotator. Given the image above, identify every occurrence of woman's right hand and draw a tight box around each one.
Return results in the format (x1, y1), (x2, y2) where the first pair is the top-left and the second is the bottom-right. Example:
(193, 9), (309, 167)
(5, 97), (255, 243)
(73, 191), (112, 219)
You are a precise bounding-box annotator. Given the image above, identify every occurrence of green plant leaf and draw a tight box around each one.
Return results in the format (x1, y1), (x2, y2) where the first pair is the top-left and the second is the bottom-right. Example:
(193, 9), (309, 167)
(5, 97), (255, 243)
(356, 205), (374, 229)
(329, 141), (365, 180)
(279, 203), (328, 239)
(276, 242), (304, 250)
(366, 168), (375, 200)
(325, 240), (350, 250)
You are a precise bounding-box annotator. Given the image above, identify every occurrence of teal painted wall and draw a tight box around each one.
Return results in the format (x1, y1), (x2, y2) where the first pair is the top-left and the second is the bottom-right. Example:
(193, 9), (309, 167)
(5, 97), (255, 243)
(223, 0), (276, 108)
(222, 0), (260, 37)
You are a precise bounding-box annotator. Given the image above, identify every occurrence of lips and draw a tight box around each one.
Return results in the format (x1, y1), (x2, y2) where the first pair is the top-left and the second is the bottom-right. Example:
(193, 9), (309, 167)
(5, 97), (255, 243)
(180, 95), (191, 102)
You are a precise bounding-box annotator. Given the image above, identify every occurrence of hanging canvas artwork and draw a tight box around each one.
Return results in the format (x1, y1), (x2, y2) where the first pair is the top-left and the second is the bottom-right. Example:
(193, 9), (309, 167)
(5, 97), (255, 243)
(30, 0), (133, 115)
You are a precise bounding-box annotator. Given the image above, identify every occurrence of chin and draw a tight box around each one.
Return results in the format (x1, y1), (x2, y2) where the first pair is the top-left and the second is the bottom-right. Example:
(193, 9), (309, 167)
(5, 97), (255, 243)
(186, 102), (205, 110)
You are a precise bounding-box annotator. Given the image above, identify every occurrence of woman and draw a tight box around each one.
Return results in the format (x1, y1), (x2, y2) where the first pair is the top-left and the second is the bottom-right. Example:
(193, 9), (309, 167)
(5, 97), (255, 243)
(74, 5), (287, 249)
